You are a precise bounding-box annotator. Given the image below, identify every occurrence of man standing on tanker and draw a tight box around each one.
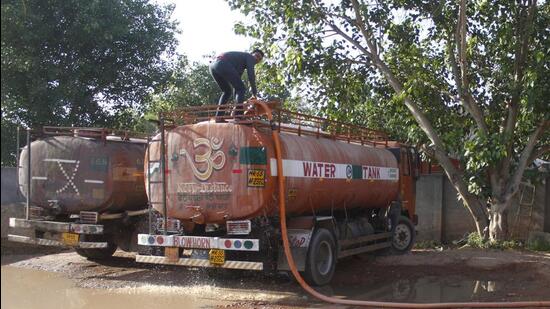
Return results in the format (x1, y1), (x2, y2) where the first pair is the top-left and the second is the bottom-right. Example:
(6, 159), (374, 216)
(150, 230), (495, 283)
(209, 49), (264, 120)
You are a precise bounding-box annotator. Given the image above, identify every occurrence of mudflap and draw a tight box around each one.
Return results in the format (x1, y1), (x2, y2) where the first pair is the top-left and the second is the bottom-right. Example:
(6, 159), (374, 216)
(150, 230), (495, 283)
(276, 229), (312, 271)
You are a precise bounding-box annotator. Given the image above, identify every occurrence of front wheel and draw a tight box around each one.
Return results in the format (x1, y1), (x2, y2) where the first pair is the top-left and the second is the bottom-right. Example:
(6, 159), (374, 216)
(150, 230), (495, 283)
(303, 228), (337, 286)
(391, 216), (416, 254)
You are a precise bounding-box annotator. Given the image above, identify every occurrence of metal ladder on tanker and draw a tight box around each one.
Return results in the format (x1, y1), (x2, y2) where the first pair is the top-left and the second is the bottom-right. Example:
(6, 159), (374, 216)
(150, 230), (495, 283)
(146, 117), (169, 236)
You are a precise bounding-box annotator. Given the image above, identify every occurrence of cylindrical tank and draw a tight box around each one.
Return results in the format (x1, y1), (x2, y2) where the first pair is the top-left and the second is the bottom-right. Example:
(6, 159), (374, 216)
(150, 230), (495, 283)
(19, 135), (148, 214)
(147, 122), (400, 224)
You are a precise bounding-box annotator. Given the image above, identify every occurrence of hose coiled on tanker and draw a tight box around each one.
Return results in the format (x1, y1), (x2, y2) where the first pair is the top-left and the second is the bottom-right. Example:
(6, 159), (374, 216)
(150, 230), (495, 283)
(257, 99), (550, 308)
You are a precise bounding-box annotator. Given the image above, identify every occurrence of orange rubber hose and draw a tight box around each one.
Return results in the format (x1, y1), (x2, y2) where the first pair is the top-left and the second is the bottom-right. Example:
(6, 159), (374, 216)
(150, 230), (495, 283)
(271, 128), (550, 308)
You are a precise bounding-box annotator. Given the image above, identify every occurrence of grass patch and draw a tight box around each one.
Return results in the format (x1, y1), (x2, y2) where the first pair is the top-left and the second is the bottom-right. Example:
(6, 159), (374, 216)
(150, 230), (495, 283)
(527, 239), (550, 252)
(414, 240), (440, 249)
(466, 232), (523, 250)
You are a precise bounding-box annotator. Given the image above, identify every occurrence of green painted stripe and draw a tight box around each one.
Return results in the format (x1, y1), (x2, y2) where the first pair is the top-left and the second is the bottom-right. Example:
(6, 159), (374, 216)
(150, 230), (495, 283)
(352, 165), (362, 179)
(239, 147), (267, 165)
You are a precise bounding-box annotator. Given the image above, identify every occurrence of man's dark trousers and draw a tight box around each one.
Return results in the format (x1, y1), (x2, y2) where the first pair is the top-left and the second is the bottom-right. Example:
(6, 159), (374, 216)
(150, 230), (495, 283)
(209, 60), (245, 117)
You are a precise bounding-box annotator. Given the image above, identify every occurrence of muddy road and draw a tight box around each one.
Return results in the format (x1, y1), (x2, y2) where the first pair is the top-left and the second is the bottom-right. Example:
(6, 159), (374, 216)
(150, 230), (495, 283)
(2, 243), (549, 308)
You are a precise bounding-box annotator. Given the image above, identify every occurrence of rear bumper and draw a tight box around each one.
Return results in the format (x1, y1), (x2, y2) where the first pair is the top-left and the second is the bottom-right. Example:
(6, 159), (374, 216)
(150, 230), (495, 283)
(136, 234), (263, 270)
(135, 255), (263, 270)
(9, 218), (104, 234)
(137, 234), (260, 251)
(7, 234), (108, 248)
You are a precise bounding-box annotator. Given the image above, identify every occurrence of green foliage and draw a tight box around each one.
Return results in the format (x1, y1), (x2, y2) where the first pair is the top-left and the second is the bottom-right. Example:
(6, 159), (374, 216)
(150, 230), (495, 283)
(227, 0), (549, 229)
(0, 119), (19, 166)
(466, 232), (522, 250)
(527, 238), (550, 252)
(145, 55), (219, 113)
(1, 0), (178, 165)
(413, 240), (441, 249)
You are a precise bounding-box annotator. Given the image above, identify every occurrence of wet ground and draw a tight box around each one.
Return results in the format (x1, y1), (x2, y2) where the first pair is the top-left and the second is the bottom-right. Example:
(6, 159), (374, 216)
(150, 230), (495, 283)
(2, 242), (549, 308)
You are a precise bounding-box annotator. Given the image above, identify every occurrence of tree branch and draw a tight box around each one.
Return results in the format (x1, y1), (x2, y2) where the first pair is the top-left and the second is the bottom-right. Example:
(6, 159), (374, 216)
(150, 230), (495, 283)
(326, 23), (374, 60)
(348, 0), (488, 227)
(500, 0), (536, 176)
(455, 0), (489, 135)
(506, 119), (549, 201)
(350, 0), (379, 59)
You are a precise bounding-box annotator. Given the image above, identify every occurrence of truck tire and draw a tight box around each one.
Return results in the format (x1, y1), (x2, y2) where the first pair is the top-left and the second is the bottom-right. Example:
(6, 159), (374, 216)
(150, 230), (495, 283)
(303, 228), (336, 286)
(391, 216), (415, 254)
(75, 242), (117, 260)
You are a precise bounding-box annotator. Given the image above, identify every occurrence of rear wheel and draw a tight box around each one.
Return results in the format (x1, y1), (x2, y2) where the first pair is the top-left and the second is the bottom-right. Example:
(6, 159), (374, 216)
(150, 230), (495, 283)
(75, 234), (117, 260)
(75, 242), (117, 260)
(391, 216), (415, 254)
(303, 228), (337, 286)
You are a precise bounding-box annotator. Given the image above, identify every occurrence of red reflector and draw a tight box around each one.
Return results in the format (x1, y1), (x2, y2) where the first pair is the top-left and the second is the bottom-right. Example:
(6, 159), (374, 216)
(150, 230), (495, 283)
(156, 236), (164, 245)
(164, 169), (170, 174)
(232, 169), (242, 174)
(224, 239), (232, 248)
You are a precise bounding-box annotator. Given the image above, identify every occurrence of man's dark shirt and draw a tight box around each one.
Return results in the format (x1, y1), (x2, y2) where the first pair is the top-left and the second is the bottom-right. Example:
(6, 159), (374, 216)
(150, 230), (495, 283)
(217, 51), (258, 96)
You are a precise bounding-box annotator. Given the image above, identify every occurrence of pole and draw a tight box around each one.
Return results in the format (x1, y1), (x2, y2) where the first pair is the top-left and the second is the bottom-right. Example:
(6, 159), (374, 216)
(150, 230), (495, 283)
(147, 136), (152, 235)
(159, 115), (168, 236)
(26, 129), (31, 220)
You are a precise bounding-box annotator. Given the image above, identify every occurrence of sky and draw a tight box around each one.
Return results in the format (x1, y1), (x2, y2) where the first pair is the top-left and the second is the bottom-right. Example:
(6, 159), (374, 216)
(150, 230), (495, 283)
(159, 0), (255, 63)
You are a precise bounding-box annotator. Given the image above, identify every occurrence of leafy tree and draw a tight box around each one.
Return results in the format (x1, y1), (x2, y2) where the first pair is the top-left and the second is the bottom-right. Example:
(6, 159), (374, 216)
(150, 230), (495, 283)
(228, 0), (549, 240)
(146, 55), (220, 113)
(142, 53), (302, 128)
(128, 55), (223, 133)
(1, 0), (178, 165)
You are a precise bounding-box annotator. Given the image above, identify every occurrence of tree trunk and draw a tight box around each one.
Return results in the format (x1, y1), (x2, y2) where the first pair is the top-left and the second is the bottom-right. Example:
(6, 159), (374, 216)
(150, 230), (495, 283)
(489, 208), (509, 241)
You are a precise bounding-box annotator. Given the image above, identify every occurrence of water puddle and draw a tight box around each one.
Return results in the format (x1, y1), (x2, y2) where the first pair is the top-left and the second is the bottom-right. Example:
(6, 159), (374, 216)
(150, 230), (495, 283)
(1, 266), (230, 309)
(328, 275), (541, 302)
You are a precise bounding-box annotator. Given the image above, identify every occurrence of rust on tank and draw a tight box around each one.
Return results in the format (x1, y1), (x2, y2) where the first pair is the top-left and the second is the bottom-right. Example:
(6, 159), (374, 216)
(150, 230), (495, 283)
(146, 101), (406, 225)
(19, 127), (148, 214)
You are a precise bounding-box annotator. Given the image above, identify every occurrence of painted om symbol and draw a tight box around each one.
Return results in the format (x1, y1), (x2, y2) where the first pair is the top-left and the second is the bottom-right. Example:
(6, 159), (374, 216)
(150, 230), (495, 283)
(185, 137), (226, 181)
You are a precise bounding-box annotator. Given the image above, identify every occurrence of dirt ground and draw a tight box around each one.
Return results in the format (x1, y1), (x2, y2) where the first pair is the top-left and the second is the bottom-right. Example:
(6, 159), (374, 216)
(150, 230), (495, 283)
(2, 241), (549, 308)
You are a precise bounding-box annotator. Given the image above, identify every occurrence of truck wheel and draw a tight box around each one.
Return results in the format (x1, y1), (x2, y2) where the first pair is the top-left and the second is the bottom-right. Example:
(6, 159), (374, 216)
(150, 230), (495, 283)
(391, 216), (415, 254)
(303, 228), (336, 286)
(75, 242), (117, 260)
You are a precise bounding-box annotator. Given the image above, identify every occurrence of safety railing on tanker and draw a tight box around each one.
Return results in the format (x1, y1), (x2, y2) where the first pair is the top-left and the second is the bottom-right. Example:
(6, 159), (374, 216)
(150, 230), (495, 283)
(159, 100), (389, 147)
(41, 126), (148, 141)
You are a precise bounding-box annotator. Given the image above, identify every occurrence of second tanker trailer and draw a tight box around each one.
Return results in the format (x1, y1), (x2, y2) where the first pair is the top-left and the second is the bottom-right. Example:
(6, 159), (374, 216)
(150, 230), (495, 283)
(137, 100), (418, 285)
(8, 127), (149, 259)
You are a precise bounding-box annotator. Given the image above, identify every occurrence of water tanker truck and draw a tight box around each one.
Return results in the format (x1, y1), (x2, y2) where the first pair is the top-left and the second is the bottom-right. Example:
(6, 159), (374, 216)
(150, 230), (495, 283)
(136, 101), (419, 285)
(8, 127), (149, 259)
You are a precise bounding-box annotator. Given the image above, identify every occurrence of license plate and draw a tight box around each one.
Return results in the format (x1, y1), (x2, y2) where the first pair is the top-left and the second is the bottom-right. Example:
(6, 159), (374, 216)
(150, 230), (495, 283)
(209, 249), (225, 265)
(165, 247), (179, 262)
(61, 232), (79, 246)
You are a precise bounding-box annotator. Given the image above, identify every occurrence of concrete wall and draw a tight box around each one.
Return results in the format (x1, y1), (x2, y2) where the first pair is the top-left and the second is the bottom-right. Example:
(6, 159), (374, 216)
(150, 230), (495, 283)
(415, 173), (549, 242)
(1, 167), (24, 204)
(545, 179), (550, 233)
(414, 174), (443, 241)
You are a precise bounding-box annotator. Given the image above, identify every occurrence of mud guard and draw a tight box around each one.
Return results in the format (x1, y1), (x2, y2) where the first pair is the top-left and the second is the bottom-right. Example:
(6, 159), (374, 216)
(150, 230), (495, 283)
(277, 216), (336, 271)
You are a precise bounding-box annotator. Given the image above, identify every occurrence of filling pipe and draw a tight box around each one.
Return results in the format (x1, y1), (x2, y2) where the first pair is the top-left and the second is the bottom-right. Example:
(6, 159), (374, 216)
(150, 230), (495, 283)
(268, 108), (549, 308)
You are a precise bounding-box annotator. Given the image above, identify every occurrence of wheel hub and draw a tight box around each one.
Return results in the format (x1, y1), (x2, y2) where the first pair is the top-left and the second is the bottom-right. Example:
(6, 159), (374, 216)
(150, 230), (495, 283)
(316, 240), (333, 276)
(393, 223), (411, 250)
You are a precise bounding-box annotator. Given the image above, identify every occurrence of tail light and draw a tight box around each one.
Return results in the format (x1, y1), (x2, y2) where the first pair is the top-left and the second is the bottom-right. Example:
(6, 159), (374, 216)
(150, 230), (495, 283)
(158, 218), (181, 233)
(226, 220), (251, 235)
(79, 211), (98, 224)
